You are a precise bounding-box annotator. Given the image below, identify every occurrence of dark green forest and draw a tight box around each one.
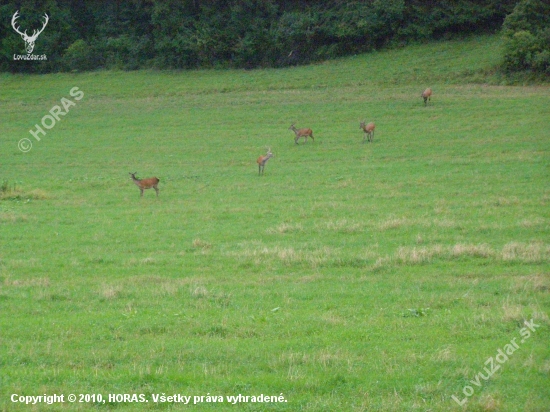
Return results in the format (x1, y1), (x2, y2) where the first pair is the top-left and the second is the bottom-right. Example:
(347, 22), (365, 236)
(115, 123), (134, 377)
(0, 0), (548, 75)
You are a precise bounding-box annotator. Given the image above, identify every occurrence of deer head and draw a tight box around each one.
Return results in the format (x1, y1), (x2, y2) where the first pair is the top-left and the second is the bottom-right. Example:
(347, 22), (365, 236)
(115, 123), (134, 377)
(12, 11), (49, 54)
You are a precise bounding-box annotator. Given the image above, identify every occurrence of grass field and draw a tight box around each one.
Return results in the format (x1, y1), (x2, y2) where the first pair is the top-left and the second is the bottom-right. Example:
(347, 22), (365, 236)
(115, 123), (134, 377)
(1, 34), (549, 411)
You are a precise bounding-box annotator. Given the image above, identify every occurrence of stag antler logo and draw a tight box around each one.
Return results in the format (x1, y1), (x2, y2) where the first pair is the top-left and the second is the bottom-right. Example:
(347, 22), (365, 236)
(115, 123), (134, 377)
(11, 10), (49, 54)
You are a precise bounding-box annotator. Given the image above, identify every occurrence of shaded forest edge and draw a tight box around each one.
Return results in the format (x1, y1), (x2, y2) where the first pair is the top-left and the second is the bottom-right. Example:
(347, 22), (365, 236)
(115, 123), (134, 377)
(0, 0), (548, 78)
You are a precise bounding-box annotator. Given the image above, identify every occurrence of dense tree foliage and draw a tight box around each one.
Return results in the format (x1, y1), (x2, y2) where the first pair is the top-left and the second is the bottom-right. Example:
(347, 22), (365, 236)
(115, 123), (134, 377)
(502, 0), (550, 75)
(1, 0), (518, 73)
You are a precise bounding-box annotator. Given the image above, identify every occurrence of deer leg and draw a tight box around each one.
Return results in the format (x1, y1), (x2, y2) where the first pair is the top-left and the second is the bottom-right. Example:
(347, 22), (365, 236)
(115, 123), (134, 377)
(310, 134), (314, 142)
(154, 186), (159, 197)
(140, 188), (144, 197)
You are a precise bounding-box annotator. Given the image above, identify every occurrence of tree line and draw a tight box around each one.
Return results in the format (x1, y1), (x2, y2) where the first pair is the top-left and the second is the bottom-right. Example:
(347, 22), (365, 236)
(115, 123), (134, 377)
(0, 0), (548, 76)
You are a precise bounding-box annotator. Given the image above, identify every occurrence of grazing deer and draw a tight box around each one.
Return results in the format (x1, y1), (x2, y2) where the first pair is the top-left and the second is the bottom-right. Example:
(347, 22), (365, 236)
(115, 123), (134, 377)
(129, 172), (160, 197)
(289, 124), (314, 144)
(421, 87), (432, 106)
(360, 121), (375, 143)
(11, 11), (49, 54)
(257, 148), (274, 175)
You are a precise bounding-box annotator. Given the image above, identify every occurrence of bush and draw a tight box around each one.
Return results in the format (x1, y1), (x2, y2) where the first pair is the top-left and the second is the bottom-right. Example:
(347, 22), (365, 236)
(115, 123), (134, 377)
(63, 39), (96, 72)
(502, 0), (550, 74)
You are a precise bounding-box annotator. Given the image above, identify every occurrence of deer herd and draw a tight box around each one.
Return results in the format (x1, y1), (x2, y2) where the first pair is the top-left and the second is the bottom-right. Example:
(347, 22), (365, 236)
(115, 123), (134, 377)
(130, 88), (433, 195)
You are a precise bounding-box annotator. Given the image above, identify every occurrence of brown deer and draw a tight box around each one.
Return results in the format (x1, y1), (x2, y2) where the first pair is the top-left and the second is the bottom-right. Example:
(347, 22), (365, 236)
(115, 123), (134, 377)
(360, 121), (375, 143)
(129, 173), (160, 197)
(421, 88), (432, 106)
(257, 148), (274, 175)
(11, 11), (49, 54)
(289, 124), (314, 144)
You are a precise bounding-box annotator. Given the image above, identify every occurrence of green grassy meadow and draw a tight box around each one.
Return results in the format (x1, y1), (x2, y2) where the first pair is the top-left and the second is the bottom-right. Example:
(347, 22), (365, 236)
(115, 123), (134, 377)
(1, 34), (549, 411)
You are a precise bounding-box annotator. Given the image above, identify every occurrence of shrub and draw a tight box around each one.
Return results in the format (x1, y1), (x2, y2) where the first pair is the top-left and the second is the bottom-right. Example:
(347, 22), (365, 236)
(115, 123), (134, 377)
(502, 0), (550, 74)
(63, 39), (96, 72)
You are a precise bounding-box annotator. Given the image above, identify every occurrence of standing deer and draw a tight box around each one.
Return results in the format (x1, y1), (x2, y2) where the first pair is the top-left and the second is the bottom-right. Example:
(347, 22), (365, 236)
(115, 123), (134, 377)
(129, 173), (160, 197)
(421, 87), (432, 106)
(257, 148), (274, 175)
(289, 124), (314, 144)
(360, 121), (375, 143)
(11, 11), (49, 54)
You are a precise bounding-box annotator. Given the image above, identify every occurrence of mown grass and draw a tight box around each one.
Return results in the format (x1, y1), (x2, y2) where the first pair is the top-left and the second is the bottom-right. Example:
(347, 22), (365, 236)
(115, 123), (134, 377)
(0, 34), (549, 411)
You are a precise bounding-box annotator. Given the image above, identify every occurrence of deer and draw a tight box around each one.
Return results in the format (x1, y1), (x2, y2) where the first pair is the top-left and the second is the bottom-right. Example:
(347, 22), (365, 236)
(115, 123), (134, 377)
(360, 121), (375, 143)
(11, 11), (49, 54)
(129, 173), (160, 197)
(421, 87), (432, 106)
(289, 124), (314, 144)
(257, 148), (274, 175)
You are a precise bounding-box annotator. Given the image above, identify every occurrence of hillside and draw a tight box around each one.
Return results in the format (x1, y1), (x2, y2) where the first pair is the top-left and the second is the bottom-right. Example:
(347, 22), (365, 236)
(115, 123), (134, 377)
(1, 34), (549, 412)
